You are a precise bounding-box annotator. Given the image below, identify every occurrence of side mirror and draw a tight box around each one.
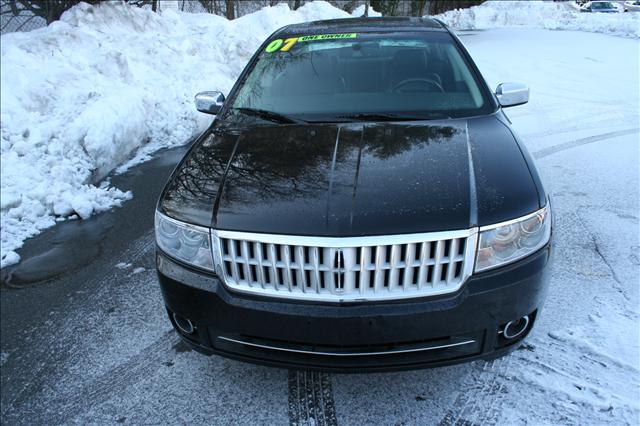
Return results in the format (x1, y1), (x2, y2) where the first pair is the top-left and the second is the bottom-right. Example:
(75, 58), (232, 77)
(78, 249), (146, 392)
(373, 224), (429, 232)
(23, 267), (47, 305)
(195, 91), (225, 115)
(495, 83), (529, 108)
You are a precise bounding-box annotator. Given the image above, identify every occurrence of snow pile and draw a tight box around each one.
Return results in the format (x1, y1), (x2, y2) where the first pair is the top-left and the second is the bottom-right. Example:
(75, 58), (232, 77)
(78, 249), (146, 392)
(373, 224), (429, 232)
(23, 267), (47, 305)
(437, 1), (640, 37)
(0, 1), (351, 267)
(351, 4), (382, 17)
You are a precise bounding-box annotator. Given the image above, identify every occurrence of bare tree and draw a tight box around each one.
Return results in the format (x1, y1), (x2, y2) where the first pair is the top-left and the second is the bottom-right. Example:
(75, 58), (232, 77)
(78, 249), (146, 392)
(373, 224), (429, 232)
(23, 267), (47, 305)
(197, 0), (214, 13)
(225, 0), (235, 19)
(428, 0), (484, 15)
(410, 0), (427, 17)
(370, 0), (400, 16)
(342, 0), (357, 14)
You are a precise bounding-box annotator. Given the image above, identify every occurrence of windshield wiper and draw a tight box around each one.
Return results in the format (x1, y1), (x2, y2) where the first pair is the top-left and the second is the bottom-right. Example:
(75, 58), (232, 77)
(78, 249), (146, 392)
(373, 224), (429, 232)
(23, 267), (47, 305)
(337, 112), (451, 122)
(233, 107), (305, 124)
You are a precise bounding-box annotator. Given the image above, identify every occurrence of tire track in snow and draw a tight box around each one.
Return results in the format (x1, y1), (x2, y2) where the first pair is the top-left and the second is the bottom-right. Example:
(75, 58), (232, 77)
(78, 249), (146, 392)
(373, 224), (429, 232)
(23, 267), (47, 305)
(521, 118), (630, 141)
(438, 356), (514, 426)
(533, 128), (639, 159)
(288, 370), (338, 426)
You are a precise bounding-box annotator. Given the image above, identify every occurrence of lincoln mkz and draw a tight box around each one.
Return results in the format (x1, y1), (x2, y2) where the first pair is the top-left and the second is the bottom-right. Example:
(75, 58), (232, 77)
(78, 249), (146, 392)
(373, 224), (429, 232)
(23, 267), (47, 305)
(155, 17), (552, 372)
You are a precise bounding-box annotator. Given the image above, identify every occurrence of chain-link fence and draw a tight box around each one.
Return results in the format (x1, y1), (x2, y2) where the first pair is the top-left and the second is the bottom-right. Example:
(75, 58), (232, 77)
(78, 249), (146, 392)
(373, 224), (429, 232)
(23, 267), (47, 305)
(1, 1), (45, 34)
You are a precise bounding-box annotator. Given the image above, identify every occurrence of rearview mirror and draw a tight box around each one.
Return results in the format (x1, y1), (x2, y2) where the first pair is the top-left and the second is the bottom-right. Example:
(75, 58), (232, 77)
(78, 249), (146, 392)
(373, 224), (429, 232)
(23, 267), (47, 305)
(195, 91), (225, 114)
(495, 83), (529, 108)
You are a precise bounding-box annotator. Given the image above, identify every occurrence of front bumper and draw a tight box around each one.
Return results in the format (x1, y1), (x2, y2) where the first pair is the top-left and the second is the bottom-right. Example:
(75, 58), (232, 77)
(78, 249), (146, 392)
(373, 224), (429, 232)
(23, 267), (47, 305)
(156, 243), (551, 372)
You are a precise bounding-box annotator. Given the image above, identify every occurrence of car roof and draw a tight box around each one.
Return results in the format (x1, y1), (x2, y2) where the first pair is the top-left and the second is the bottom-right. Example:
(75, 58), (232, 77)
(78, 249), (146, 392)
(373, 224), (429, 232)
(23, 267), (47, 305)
(274, 17), (448, 38)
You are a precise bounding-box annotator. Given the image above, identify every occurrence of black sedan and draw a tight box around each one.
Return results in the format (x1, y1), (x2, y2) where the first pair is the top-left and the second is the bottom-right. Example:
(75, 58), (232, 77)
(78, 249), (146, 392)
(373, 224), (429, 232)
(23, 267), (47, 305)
(154, 17), (552, 372)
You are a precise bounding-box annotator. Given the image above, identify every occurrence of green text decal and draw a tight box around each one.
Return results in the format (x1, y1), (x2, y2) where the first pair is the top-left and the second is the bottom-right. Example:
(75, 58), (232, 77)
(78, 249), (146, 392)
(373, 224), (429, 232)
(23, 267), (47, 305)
(298, 33), (357, 42)
(265, 33), (357, 53)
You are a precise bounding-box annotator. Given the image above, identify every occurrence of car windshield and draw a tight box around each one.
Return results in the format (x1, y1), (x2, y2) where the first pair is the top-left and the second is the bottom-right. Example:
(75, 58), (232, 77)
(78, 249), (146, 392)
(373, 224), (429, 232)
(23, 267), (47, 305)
(229, 32), (493, 122)
(592, 2), (615, 8)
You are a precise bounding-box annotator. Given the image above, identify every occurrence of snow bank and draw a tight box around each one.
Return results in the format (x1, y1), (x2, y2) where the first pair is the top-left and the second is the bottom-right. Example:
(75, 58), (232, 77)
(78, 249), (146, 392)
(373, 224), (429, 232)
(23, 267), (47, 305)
(0, 1), (350, 267)
(351, 4), (382, 18)
(436, 1), (640, 38)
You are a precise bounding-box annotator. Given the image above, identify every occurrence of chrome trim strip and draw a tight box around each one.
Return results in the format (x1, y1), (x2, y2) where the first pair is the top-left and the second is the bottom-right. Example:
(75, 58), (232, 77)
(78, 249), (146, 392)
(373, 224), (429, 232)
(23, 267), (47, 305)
(474, 205), (551, 273)
(156, 210), (211, 234)
(213, 228), (476, 248)
(155, 211), (216, 272)
(478, 205), (548, 232)
(217, 336), (477, 357)
(465, 121), (479, 227)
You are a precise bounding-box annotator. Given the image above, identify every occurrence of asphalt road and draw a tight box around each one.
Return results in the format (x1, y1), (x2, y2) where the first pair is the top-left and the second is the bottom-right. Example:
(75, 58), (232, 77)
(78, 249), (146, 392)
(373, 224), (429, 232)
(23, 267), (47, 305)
(1, 29), (638, 425)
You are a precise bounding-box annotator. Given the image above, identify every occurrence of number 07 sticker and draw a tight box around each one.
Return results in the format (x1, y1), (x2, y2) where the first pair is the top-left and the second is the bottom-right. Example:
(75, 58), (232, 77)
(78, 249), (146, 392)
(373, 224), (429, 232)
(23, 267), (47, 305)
(265, 33), (357, 53)
(265, 37), (299, 52)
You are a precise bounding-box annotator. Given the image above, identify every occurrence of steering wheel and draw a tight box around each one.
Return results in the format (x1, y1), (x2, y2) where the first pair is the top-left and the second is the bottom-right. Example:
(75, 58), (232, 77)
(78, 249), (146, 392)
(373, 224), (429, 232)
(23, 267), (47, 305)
(392, 78), (444, 93)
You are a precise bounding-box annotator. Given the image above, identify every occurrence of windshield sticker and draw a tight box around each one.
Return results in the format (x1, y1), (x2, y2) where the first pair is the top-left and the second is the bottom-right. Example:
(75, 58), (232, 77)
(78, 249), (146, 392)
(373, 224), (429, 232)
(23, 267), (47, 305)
(298, 33), (357, 42)
(265, 33), (357, 53)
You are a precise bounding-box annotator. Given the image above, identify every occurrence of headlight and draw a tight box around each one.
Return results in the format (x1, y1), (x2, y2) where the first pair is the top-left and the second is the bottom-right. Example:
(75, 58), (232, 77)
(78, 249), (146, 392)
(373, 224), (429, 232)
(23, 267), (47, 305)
(475, 205), (551, 272)
(155, 211), (214, 271)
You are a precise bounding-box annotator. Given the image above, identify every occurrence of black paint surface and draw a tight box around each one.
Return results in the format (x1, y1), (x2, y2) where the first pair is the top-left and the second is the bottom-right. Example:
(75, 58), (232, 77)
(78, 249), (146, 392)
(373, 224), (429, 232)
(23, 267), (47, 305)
(160, 115), (543, 235)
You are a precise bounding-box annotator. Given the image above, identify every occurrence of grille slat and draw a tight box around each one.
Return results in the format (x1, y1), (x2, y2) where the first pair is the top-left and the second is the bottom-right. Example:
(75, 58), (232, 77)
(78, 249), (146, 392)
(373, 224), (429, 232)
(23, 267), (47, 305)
(447, 239), (459, 285)
(374, 246), (384, 293)
(267, 244), (278, 288)
(215, 230), (476, 302)
(358, 246), (367, 294)
(403, 243), (415, 290)
(241, 240), (252, 287)
(312, 247), (321, 294)
(433, 240), (445, 288)
(283, 245), (293, 291)
(417, 242), (429, 290)
(389, 244), (400, 292)
(255, 242), (267, 289)
(228, 238), (241, 285)
(296, 246), (307, 291)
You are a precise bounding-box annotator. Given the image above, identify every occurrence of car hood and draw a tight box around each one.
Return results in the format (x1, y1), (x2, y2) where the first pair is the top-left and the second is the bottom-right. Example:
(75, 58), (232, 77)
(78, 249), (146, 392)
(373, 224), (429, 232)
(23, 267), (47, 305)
(160, 115), (542, 236)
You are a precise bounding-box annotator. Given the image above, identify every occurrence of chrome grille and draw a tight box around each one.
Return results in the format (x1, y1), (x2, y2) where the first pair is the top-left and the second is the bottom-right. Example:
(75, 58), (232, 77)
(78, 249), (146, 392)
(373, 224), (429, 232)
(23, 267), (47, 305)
(212, 230), (477, 302)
